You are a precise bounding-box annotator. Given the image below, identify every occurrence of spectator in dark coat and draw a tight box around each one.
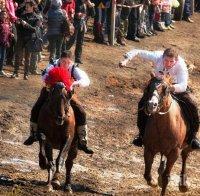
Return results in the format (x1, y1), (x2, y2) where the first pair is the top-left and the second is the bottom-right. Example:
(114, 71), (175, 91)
(65, 0), (94, 64)
(47, 0), (70, 61)
(12, 1), (41, 80)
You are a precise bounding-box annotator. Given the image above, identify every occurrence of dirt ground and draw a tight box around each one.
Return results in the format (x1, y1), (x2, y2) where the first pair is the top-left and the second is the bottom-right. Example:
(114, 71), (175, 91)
(0, 14), (200, 196)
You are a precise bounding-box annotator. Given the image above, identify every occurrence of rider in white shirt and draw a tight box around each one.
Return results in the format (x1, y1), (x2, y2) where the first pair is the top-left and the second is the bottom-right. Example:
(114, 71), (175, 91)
(120, 48), (200, 149)
(24, 50), (94, 154)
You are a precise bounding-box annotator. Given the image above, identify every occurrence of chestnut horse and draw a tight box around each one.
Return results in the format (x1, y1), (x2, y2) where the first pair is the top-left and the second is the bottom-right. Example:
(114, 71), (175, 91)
(37, 82), (78, 193)
(142, 76), (193, 196)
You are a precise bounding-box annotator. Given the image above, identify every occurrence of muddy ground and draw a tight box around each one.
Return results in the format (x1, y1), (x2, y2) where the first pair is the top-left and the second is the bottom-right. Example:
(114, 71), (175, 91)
(0, 14), (200, 196)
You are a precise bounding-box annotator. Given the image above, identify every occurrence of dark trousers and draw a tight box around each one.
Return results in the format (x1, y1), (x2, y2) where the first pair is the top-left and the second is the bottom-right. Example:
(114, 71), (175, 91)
(47, 34), (64, 61)
(65, 21), (85, 62)
(93, 7), (106, 43)
(161, 12), (171, 26)
(195, 0), (200, 11)
(0, 46), (6, 71)
(31, 87), (86, 126)
(6, 42), (15, 66)
(14, 38), (31, 75)
(174, 92), (199, 134)
(137, 91), (199, 138)
(137, 94), (149, 137)
(184, 0), (193, 17)
(148, 4), (155, 30)
(127, 7), (139, 40)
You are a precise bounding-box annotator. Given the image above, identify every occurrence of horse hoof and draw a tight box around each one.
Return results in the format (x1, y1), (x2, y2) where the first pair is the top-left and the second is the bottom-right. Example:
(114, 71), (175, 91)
(158, 175), (162, 188)
(147, 179), (157, 187)
(51, 179), (61, 190)
(64, 184), (73, 194)
(179, 183), (189, 192)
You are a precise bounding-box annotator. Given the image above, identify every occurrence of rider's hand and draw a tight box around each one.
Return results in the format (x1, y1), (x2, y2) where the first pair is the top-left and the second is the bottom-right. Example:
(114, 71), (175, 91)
(169, 85), (175, 92)
(119, 59), (129, 68)
(70, 81), (79, 91)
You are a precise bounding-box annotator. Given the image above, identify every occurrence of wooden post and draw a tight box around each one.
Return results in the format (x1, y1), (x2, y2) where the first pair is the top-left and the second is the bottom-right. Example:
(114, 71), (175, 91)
(110, 0), (116, 46)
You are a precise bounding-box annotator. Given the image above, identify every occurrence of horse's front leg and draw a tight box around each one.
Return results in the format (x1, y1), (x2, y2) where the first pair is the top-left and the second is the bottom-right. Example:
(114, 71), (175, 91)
(38, 133), (48, 170)
(64, 143), (78, 194)
(179, 146), (192, 192)
(144, 148), (157, 187)
(161, 148), (180, 196)
(51, 158), (62, 190)
(158, 154), (166, 188)
(45, 143), (55, 192)
(52, 137), (73, 190)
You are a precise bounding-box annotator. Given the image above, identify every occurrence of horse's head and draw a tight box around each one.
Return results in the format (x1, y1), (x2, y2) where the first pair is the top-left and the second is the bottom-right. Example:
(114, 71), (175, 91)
(144, 76), (171, 115)
(48, 82), (72, 125)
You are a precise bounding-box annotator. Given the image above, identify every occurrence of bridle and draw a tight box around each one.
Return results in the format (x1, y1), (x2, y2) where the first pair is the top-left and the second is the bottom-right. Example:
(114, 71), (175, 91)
(49, 87), (71, 120)
(144, 81), (173, 116)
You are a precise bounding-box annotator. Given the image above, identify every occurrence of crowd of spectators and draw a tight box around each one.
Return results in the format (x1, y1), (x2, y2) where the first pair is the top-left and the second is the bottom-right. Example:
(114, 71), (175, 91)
(0, 0), (199, 79)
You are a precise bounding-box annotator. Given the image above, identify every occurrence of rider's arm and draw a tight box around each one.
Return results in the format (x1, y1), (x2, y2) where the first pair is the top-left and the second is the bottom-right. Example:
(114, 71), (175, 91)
(120, 49), (163, 67)
(72, 67), (90, 87)
(125, 49), (162, 63)
(173, 59), (188, 93)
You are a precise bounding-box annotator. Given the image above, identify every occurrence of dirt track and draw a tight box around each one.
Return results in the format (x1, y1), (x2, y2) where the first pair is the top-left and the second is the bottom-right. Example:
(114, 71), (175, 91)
(0, 14), (200, 196)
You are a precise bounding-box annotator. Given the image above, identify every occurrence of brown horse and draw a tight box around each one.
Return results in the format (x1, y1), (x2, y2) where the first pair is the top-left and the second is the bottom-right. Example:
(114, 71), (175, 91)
(142, 76), (193, 196)
(37, 82), (78, 193)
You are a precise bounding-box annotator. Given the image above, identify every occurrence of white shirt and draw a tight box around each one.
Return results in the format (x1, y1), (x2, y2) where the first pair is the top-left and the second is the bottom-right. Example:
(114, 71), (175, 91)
(42, 60), (90, 88)
(124, 49), (188, 93)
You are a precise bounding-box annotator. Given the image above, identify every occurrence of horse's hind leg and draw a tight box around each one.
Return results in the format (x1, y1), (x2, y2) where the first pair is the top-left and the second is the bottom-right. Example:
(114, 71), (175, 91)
(179, 146), (192, 193)
(144, 148), (157, 187)
(161, 148), (180, 196)
(64, 144), (78, 194)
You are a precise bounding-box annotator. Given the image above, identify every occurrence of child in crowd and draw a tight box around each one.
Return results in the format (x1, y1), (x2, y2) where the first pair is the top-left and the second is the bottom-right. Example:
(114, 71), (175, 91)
(160, 0), (174, 29)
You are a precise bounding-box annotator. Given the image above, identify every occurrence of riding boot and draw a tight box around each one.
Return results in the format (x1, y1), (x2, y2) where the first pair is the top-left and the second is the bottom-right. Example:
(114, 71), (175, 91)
(23, 122), (38, 145)
(77, 125), (94, 154)
(188, 132), (200, 150)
